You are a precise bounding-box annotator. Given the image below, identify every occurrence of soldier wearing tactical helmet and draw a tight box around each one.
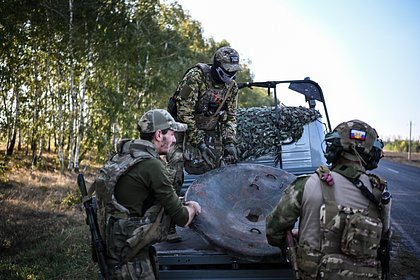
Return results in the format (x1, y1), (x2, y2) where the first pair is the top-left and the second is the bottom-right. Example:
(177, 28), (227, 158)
(266, 119), (392, 280)
(166, 47), (242, 242)
(103, 109), (201, 279)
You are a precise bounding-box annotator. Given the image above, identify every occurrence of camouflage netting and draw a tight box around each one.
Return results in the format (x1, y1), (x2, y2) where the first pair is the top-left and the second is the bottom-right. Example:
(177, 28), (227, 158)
(236, 106), (322, 161)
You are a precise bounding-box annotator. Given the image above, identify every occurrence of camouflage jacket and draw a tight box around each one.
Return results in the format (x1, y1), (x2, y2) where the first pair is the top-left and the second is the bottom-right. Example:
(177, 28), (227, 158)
(175, 64), (238, 146)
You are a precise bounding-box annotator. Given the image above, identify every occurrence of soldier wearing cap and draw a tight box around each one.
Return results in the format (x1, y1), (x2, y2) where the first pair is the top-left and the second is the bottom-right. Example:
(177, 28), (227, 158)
(266, 120), (391, 279)
(105, 109), (201, 279)
(166, 47), (242, 242)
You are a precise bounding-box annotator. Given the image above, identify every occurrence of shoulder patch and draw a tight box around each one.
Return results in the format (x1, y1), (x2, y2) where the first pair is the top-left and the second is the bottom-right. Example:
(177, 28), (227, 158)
(179, 85), (193, 99)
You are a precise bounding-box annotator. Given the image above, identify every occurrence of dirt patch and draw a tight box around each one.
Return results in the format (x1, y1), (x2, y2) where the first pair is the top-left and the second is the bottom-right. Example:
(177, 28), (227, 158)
(0, 167), (85, 255)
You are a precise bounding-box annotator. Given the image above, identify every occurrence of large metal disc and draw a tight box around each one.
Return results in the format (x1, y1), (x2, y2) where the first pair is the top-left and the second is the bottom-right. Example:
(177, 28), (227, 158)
(185, 163), (296, 262)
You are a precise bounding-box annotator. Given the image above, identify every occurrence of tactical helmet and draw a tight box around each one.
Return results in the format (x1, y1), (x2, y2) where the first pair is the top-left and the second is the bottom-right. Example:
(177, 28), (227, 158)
(213, 47), (242, 72)
(324, 119), (383, 170)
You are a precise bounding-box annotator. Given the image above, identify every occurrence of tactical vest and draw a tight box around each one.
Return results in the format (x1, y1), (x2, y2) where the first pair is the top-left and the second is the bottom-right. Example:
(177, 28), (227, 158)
(92, 139), (173, 273)
(91, 139), (156, 241)
(319, 166), (384, 279)
(170, 64), (236, 174)
(168, 63), (234, 131)
(297, 165), (386, 279)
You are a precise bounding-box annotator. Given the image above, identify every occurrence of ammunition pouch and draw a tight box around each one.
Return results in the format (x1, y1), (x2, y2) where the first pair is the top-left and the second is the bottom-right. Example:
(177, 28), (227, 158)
(296, 242), (322, 279)
(341, 212), (382, 259)
(194, 113), (220, 131)
(317, 253), (381, 279)
(106, 205), (170, 268)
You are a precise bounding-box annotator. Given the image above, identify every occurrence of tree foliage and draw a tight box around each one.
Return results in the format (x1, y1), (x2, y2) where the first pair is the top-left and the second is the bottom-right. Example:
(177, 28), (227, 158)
(384, 139), (420, 153)
(0, 0), (258, 169)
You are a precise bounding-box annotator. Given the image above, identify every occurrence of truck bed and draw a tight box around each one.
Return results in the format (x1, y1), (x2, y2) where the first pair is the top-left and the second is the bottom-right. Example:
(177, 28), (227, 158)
(154, 157), (313, 279)
(156, 226), (293, 279)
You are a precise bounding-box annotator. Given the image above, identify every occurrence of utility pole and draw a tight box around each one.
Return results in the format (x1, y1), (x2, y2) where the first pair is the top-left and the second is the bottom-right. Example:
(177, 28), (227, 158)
(408, 121), (412, 161)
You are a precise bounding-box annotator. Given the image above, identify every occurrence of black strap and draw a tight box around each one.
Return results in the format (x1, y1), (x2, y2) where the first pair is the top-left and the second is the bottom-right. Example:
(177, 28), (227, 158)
(350, 177), (382, 211)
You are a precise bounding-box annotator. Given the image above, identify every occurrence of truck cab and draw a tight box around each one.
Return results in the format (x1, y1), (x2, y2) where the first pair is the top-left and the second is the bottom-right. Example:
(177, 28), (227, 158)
(252, 119), (327, 176)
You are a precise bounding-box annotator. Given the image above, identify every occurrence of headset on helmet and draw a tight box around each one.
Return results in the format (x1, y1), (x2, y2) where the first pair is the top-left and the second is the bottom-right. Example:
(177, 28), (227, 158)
(324, 119), (384, 170)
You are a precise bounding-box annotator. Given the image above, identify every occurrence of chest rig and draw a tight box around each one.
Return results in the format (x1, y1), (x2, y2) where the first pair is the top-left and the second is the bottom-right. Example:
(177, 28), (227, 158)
(194, 63), (234, 131)
(315, 165), (385, 279)
(195, 63), (229, 115)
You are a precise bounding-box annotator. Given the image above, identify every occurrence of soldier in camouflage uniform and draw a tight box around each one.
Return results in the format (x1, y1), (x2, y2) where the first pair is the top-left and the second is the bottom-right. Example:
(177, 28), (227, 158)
(166, 47), (242, 242)
(104, 109), (201, 279)
(266, 120), (392, 279)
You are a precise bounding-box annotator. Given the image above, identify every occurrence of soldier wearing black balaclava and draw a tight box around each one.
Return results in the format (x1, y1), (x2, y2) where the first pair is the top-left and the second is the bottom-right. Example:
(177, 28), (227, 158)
(166, 47), (242, 242)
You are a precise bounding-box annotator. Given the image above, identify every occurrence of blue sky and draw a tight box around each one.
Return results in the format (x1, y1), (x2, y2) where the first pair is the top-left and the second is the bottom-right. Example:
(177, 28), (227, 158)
(168, 0), (420, 140)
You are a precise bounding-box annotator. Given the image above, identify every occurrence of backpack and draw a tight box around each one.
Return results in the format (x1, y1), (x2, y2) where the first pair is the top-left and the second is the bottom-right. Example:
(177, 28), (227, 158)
(315, 165), (385, 279)
(90, 139), (154, 240)
(91, 139), (173, 271)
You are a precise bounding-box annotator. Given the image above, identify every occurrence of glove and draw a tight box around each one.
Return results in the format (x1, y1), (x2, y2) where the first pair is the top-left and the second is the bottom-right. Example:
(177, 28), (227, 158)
(198, 143), (216, 168)
(223, 143), (238, 163)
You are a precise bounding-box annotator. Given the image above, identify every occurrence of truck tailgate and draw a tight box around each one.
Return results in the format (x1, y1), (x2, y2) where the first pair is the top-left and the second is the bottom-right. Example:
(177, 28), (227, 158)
(156, 227), (293, 279)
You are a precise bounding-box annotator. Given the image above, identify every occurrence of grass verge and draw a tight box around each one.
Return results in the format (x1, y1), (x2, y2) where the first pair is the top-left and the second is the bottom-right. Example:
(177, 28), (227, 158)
(0, 225), (97, 280)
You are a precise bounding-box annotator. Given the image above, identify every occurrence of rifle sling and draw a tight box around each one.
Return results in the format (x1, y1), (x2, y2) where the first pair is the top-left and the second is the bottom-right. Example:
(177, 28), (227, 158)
(214, 81), (234, 115)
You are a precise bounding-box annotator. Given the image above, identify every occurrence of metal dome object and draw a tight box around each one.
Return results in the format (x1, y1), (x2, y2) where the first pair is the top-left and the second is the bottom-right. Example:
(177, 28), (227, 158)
(185, 163), (296, 262)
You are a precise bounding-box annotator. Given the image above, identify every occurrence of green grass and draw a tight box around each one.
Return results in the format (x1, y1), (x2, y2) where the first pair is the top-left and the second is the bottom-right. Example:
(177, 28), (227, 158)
(0, 225), (98, 280)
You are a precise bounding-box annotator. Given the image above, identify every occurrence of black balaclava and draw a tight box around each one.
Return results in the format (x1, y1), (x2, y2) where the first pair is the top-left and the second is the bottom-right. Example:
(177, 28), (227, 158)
(210, 60), (236, 85)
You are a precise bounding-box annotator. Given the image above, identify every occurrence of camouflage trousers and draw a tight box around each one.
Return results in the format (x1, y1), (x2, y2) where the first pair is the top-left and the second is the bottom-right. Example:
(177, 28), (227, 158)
(166, 131), (224, 188)
(107, 218), (161, 280)
(166, 142), (185, 195)
(110, 247), (158, 280)
(106, 206), (170, 280)
(296, 244), (381, 280)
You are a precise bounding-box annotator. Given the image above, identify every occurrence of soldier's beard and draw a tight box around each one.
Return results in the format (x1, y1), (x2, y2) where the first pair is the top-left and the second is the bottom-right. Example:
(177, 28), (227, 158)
(158, 135), (174, 155)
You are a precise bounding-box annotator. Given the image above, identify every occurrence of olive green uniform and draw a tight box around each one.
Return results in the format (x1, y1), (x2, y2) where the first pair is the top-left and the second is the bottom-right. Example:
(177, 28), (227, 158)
(115, 157), (188, 226)
(107, 141), (189, 279)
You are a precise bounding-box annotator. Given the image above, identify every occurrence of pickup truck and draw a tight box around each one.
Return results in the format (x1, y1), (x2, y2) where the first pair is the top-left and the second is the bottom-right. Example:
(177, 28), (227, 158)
(156, 79), (331, 279)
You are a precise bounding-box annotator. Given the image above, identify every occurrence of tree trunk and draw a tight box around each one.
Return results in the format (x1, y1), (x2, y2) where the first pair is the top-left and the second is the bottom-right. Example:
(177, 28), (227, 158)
(74, 49), (91, 173)
(56, 63), (65, 174)
(6, 67), (21, 156)
(31, 51), (40, 167)
(17, 129), (22, 151)
(67, 0), (76, 171)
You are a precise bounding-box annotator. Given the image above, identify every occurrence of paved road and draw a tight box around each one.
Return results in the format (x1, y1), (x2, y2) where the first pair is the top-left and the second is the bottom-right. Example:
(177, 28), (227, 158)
(375, 159), (420, 258)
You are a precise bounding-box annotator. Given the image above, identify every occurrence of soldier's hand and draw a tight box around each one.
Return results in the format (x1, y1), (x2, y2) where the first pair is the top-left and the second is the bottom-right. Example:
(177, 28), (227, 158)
(223, 143), (238, 163)
(198, 143), (216, 168)
(183, 201), (201, 227)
